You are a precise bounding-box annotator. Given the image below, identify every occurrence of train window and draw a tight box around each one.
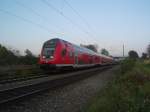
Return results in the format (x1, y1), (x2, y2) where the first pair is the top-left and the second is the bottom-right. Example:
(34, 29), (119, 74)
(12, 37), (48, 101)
(43, 48), (55, 58)
(44, 39), (58, 48)
(69, 51), (74, 57)
(62, 49), (67, 57)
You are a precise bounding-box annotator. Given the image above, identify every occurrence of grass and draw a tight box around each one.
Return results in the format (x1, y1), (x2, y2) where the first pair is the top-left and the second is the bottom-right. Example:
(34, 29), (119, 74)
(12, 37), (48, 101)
(85, 59), (150, 112)
(0, 65), (45, 81)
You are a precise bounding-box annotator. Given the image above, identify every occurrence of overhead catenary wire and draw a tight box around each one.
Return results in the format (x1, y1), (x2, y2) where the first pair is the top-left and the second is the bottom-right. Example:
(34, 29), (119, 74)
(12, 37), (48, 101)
(14, 0), (64, 33)
(41, 0), (96, 43)
(0, 8), (59, 36)
(15, 0), (44, 20)
(64, 0), (93, 34)
(63, 0), (100, 44)
(15, 0), (91, 42)
(14, 0), (98, 44)
(62, 0), (103, 51)
(2, 0), (100, 46)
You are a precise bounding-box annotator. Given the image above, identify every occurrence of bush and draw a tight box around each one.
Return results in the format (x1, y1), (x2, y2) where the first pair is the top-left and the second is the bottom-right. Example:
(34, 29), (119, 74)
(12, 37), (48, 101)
(85, 60), (150, 112)
(120, 58), (136, 74)
(0, 44), (38, 65)
(18, 56), (38, 65)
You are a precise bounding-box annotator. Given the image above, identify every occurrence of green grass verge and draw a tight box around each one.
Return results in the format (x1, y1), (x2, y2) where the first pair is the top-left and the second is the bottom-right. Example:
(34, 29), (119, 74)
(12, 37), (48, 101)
(85, 59), (150, 112)
(0, 65), (45, 81)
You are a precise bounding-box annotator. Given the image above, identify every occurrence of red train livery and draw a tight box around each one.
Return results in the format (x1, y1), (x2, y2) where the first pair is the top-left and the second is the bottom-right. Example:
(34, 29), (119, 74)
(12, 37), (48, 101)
(39, 38), (113, 69)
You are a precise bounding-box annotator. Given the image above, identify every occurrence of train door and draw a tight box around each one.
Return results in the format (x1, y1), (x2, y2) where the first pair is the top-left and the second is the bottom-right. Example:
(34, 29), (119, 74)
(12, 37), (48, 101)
(61, 42), (69, 64)
(74, 51), (78, 65)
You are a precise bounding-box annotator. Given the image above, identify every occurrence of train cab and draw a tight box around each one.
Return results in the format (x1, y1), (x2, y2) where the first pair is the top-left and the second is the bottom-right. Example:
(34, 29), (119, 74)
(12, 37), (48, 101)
(39, 38), (74, 69)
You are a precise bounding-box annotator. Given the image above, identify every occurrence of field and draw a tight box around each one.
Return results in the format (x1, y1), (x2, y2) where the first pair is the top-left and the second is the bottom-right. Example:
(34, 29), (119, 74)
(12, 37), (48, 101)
(85, 59), (150, 112)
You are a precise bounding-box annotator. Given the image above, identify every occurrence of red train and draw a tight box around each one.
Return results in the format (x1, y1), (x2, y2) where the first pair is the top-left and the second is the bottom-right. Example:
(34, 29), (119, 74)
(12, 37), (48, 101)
(39, 38), (113, 69)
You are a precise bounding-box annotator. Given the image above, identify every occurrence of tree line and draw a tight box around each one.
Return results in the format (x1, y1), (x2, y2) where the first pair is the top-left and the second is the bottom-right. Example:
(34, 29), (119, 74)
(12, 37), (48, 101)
(82, 43), (150, 59)
(81, 44), (110, 56)
(0, 44), (38, 65)
(128, 44), (150, 59)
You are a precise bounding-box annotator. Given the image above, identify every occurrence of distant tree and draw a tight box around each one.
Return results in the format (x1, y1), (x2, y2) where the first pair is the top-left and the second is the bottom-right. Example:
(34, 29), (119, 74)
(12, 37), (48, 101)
(141, 53), (147, 59)
(0, 44), (38, 65)
(101, 48), (109, 56)
(147, 44), (150, 58)
(25, 49), (33, 57)
(128, 50), (139, 59)
(0, 44), (18, 65)
(81, 44), (98, 52)
(12, 49), (21, 57)
(23, 49), (37, 65)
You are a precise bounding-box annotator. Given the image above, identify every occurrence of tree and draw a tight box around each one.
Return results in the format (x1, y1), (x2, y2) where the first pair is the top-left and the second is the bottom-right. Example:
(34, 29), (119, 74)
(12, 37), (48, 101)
(25, 49), (33, 57)
(141, 53), (147, 59)
(0, 44), (37, 65)
(23, 49), (38, 65)
(0, 44), (18, 65)
(128, 50), (139, 59)
(101, 48), (109, 56)
(12, 49), (21, 57)
(147, 44), (150, 58)
(81, 44), (98, 52)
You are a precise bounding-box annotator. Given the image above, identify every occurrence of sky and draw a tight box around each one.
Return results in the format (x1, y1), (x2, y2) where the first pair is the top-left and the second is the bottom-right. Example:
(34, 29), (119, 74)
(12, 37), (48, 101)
(0, 0), (150, 56)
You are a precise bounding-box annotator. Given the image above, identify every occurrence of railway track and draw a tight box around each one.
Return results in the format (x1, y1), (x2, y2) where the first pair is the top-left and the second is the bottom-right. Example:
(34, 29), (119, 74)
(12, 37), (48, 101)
(0, 69), (53, 84)
(0, 69), (78, 84)
(0, 66), (98, 84)
(0, 65), (113, 105)
(0, 74), (48, 84)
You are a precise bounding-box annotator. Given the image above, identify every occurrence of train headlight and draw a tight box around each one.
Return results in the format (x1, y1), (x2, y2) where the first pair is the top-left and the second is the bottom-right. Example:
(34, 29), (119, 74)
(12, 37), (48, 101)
(50, 56), (54, 59)
(42, 56), (46, 59)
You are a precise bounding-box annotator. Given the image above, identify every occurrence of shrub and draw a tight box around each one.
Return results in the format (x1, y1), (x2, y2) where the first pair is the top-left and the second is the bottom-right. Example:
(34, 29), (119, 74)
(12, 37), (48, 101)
(86, 59), (150, 112)
(120, 58), (136, 74)
(0, 44), (38, 65)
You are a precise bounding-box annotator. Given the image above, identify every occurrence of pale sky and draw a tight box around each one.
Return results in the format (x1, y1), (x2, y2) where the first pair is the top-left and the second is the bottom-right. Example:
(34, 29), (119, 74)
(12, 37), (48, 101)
(0, 0), (150, 56)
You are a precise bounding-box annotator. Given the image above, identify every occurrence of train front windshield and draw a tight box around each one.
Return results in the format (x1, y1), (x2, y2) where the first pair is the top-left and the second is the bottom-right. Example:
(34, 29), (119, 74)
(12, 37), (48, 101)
(42, 39), (58, 59)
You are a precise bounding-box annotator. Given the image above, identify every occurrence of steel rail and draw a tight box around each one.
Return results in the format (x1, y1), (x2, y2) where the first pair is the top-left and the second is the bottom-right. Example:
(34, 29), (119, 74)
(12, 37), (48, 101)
(0, 65), (113, 105)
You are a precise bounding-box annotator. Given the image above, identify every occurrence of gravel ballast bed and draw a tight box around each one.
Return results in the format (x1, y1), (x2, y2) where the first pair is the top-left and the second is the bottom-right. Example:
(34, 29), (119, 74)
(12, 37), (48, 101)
(0, 66), (118, 112)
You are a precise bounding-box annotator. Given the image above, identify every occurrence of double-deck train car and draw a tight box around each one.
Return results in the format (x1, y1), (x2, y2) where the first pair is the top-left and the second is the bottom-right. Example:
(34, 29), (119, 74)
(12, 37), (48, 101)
(39, 38), (113, 69)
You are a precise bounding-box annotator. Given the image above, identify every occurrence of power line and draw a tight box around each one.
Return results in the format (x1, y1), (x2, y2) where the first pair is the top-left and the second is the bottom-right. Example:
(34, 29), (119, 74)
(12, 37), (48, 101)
(0, 8), (57, 36)
(41, 0), (94, 43)
(14, 0), (64, 32)
(60, 0), (65, 13)
(64, 0), (99, 43)
(15, 0), (44, 20)
(64, 0), (93, 33)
